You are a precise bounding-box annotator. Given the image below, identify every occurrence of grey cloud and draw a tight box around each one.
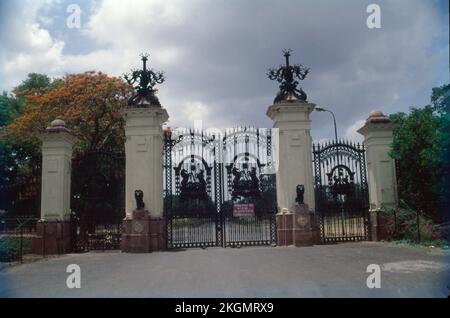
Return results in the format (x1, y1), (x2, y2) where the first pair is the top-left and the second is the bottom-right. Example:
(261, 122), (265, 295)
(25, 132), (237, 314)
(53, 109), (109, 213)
(159, 1), (443, 140)
(1, 0), (448, 142)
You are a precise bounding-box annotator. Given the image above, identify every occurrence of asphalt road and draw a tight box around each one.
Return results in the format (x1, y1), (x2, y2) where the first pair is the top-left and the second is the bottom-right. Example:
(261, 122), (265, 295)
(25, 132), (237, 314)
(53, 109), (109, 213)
(0, 242), (449, 298)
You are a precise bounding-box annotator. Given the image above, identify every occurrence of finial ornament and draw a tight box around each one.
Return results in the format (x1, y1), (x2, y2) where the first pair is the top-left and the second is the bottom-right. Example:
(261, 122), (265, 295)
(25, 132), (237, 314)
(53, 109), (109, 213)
(267, 49), (309, 103)
(124, 53), (165, 107)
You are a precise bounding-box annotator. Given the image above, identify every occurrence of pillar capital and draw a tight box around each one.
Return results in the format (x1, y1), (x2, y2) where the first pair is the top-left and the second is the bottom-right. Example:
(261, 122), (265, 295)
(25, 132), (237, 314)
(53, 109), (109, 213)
(39, 119), (78, 147)
(357, 110), (396, 144)
(122, 107), (169, 129)
(267, 102), (316, 125)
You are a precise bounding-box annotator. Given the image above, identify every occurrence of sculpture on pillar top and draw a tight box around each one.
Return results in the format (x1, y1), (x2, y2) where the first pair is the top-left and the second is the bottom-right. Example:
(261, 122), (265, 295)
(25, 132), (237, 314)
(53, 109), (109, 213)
(296, 184), (305, 205)
(134, 189), (145, 210)
(124, 53), (165, 107)
(267, 49), (309, 104)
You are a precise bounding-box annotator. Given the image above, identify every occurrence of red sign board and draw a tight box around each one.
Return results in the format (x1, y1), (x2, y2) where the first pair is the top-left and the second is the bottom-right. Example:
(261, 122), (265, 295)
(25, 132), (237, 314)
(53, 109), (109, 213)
(233, 203), (255, 217)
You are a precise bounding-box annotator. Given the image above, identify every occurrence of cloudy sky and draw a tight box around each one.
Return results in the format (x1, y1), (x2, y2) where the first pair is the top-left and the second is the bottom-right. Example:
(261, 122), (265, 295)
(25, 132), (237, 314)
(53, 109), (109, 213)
(0, 0), (448, 142)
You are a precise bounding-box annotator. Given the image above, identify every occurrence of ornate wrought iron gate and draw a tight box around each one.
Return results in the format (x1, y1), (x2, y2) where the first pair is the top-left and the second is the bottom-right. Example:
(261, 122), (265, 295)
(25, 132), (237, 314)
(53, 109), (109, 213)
(70, 151), (125, 251)
(313, 140), (370, 243)
(164, 127), (277, 248)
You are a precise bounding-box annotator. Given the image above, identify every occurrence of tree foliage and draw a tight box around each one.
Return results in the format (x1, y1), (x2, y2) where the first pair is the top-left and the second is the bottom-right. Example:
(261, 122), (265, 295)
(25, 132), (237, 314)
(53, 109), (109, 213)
(5, 71), (131, 156)
(0, 72), (131, 214)
(390, 84), (449, 222)
(13, 73), (54, 99)
(0, 74), (54, 186)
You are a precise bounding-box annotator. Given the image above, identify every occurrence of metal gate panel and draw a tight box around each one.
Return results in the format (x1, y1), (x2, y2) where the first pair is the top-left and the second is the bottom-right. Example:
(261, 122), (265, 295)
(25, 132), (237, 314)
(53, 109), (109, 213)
(313, 140), (370, 243)
(164, 127), (277, 248)
(70, 150), (125, 252)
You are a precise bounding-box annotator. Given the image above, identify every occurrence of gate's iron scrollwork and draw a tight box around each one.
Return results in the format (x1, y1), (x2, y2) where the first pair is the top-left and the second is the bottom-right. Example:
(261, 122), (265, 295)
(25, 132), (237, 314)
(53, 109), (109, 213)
(267, 49), (309, 103)
(313, 140), (369, 243)
(164, 127), (277, 248)
(70, 151), (125, 251)
(124, 53), (164, 107)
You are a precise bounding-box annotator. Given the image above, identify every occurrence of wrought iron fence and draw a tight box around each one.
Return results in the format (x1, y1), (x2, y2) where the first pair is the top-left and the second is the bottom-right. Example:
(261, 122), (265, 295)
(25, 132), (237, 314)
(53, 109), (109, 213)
(70, 215), (123, 252)
(223, 214), (277, 247)
(0, 217), (38, 263)
(0, 177), (41, 218)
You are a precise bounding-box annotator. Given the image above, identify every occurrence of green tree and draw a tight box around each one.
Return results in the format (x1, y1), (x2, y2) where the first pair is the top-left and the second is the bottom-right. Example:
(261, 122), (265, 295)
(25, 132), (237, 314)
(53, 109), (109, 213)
(0, 92), (23, 127)
(431, 84), (450, 222)
(13, 73), (53, 98)
(390, 84), (449, 222)
(0, 74), (54, 186)
(0, 92), (25, 186)
(0, 74), (55, 212)
(431, 84), (450, 113)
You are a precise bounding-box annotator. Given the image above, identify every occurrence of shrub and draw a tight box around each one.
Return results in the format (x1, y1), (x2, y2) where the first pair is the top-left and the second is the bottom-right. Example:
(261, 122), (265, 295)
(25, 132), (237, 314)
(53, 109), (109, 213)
(431, 223), (450, 242)
(381, 206), (436, 242)
(0, 236), (33, 262)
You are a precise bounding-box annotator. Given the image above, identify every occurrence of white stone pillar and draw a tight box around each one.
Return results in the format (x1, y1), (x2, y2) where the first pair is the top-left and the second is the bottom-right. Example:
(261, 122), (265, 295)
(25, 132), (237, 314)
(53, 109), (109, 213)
(267, 101), (316, 212)
(40, 119), (77, 221)
(357, 110), (398, 240)
(33, 119), (77, 255)
(123, 107), (169, 218)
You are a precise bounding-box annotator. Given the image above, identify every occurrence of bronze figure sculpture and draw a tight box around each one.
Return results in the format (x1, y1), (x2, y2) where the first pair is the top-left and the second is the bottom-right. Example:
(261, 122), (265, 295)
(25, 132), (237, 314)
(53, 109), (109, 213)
(268, 49), (309, 104)
(124, 53), (165, 107)
(296, 184), (305, 204)
(134, 189), (145, 210)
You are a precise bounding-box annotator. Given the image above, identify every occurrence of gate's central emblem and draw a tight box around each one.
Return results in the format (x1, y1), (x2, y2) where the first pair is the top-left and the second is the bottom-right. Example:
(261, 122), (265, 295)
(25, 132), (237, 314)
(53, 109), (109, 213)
(327, 165), (355, 198)
(179, 165), (208, 202)
(231, 163), (260, 199)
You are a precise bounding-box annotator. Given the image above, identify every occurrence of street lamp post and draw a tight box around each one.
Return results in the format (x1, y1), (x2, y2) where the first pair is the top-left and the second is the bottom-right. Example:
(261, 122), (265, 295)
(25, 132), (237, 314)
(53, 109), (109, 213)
(315, 107), (338, 143)
(315, 106), (346, 236)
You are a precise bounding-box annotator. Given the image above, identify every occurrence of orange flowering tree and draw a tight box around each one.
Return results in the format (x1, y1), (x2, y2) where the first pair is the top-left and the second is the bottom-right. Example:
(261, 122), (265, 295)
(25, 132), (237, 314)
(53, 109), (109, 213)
(1, 72), (132, 214)
(5, 71), (132, 158)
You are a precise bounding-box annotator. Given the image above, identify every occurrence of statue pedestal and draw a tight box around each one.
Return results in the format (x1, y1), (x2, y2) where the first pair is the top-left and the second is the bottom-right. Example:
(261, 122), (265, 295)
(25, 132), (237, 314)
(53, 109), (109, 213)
(121, 209), (167, 253)
(276, 209), (293, 246)
(149, 217), (166, 251)
(121, 209), (151, 253)
(291, 203), (314, 246)
(276, 204), (319, 247)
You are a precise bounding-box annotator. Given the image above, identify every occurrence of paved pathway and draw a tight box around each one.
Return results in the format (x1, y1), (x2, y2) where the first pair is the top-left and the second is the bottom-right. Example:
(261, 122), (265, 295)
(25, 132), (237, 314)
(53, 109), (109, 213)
(0, 242), (449, 297)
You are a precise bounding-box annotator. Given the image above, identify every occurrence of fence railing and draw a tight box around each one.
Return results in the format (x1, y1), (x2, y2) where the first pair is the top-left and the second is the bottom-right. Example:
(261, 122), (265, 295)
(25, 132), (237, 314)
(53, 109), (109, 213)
(0, 217), (38, 263)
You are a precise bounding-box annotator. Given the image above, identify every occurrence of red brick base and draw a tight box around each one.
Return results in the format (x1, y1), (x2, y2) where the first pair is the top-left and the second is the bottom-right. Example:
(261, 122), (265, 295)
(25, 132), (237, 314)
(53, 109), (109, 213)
(276, 213), (293, 246)
(31, 220), (71, 255)
(149, 218), (166, 251)
(121, 210), (166, 253)
(276, 204), (321, 247)
(369, 210), (390, 241)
